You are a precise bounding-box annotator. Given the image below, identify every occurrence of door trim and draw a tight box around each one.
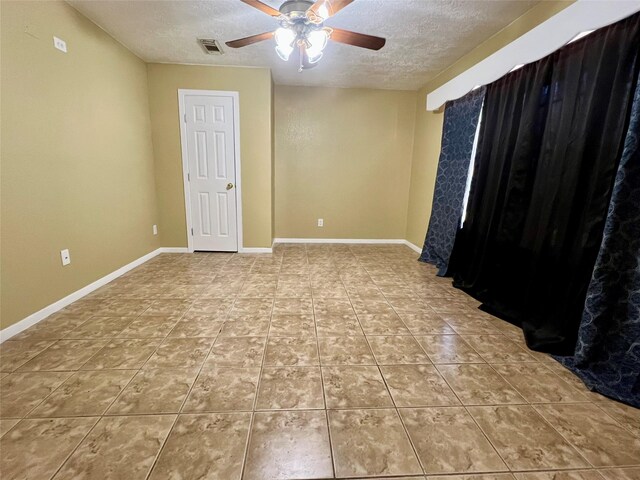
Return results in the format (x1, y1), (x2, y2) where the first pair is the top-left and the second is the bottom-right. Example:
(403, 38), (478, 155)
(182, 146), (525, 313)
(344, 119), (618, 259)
(178, 89), (243, 253)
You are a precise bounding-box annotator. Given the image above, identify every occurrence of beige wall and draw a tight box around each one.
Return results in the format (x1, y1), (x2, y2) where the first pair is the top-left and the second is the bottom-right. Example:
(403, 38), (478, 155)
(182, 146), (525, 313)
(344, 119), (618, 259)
(146, 64), (273, 249)
(405, 87), (445, 247)
(274, 85), (417, 239)
(404, 0), (574, 248)
(1, 1), (160, 329)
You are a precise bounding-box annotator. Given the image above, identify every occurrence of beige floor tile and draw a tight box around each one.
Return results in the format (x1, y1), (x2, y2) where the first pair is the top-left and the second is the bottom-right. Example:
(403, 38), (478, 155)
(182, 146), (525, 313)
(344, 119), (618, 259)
(53, 415), (175, 480)
(0, 418), (20, 437)
(535, 403), (640, 467)
(116, 315), (181, 338)
(206, 336), (266, 367)
(437, 364), (525, 405)
(244, 410), (333, 480)
(167, 318), (224, 338)
(10, 314), (90, 341)
(599, 467), (640, 479)
(514, 471), (605, 479)
(318, 336), (376, 365)
(273, 297), (314, 315)
(256, 367), (324, 410)
(358, 313), (412, 335)
(401, 407), (507, 475)
(17, 340), (107, 371)
(440, 315), (503, 335)
(462, 335), (538, 362)
(322, 365), (393, 408)
(596, 400), (640, 438)
(468, 405), (589, 470)
(30, 370), (135, 417)
(183, 367), (260, 412)
(66, 316), (134, 339)
(188, 297), (234, 316)
(144, 298), (193, 316)
(219, 318), (270, 337)
(0, 339), (55, 372)
(144, 337), (213, 369)
(367, 335), (431, 364)
(399, 313), (456, 335)
(264, 337), (320, 366)
(108, 368), (198, 414)
(80, 339), (160, 369)
(1, 371), (72, 418)
(149, 412), (251, 480)
(313, 298), (355, 315)
(426, 475), (514, 480)
(6, 247), (629, 480)
(380, 365), (460, 407)
(417, 335), (484, 364)
(329, 408), (422, 478)
(493, 363), (590, 403)
(0, 417), (98, 480)
(96, 298), (154, 316)
(269, 314), (316, 336)
(230, 297), (274, 316)
(315, 314), (364, 336)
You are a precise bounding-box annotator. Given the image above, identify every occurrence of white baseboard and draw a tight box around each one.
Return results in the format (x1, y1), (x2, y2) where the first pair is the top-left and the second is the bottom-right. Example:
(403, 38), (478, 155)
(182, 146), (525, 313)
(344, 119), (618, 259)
(239, 247), (273, 253)
(273, 238), (408, 244)
(404, 241), (423, 253)
(273, 238), (423, 254)
(0, 247), (184, 343)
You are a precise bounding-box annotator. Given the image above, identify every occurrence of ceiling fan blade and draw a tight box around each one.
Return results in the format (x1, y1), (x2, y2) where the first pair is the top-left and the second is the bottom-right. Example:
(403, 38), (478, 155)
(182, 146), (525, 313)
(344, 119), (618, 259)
(329, 27), (386, 50)
(308, 0), (354, 20)
(225, 31), (274, 48)
(240, 0), (282, 17)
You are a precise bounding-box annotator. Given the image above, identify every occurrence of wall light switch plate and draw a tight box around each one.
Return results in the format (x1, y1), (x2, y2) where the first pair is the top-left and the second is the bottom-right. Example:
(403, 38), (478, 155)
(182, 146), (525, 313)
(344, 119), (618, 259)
(153, 224), (158, 235)
(317, 218), (324, 227)
(60, 249), (71, 266)
(53, 36), (67, 53)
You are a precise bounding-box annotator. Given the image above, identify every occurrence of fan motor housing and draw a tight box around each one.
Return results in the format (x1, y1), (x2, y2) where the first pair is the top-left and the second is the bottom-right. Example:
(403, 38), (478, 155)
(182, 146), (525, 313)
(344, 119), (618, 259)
(279, 0), (314, 18)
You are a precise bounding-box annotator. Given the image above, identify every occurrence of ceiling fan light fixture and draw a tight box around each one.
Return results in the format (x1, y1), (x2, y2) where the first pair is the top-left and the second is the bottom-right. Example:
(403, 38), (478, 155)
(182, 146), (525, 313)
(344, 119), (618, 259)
(276, 44), (294, 61)
(274, 26), (296, 61)
(275, 26), (296, 48)
(305, 28), (329, 63)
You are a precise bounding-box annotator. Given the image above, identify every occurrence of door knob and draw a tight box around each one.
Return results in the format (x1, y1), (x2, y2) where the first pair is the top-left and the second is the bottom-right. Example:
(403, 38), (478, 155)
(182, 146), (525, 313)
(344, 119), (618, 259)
(226, 183), (234, 190)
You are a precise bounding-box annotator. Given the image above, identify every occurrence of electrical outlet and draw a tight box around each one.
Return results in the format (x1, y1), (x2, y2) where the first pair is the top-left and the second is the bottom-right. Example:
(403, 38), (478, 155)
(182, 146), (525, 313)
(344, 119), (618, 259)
(53, 36), (67, 53)
(153, 224), (158, 235)
(317, 218), (324, 227)
(60, 249), (71, 266)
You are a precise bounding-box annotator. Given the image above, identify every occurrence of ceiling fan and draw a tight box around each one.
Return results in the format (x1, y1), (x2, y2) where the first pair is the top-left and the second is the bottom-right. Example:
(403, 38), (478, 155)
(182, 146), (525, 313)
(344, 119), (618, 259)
(225, 0), (386, 71)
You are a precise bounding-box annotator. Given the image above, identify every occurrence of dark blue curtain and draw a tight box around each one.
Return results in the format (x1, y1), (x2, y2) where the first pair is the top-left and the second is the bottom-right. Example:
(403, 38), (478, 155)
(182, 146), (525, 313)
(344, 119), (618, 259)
(558, 76), (640, 407)
(420, 87), (485, 275)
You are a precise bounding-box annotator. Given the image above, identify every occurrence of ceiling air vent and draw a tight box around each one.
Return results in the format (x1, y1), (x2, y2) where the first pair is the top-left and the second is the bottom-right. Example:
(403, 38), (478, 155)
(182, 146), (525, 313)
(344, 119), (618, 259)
(198, 39), (223, 55)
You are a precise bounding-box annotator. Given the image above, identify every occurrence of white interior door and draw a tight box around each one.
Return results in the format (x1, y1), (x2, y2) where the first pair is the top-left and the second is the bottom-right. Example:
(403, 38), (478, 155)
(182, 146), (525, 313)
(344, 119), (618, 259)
(183, 94), (238, 252)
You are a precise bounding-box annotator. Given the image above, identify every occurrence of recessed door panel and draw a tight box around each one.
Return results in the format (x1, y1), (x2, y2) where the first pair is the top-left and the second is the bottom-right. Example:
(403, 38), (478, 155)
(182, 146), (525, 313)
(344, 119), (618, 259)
(184, 93), (237, 252)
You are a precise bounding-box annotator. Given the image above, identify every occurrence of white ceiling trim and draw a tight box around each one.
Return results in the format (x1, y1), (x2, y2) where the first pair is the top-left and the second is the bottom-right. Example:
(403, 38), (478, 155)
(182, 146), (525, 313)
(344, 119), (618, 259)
(426, 0), (640, 111)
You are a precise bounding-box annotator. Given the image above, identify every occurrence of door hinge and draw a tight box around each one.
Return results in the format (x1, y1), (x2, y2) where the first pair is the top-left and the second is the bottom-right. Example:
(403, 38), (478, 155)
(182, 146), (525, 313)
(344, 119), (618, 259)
(191, 228), (194, 235)
(187, 173), (190, 182)
(184, 113), (188, 123)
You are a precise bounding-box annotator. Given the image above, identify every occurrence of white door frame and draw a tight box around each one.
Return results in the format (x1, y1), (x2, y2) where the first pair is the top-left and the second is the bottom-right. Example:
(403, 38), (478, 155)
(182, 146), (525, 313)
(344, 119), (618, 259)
(178, 89), (243, 253)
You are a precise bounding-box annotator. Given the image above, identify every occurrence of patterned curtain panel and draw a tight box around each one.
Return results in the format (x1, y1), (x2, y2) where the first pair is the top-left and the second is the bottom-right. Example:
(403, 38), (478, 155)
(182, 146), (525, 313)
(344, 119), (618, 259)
(559, 77), (640, 407)
(419, 87), (485, 276)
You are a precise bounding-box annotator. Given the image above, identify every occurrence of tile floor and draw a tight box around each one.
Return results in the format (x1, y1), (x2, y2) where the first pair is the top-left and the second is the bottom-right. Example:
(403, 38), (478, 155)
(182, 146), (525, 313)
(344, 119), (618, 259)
(1, 244), (639, 480)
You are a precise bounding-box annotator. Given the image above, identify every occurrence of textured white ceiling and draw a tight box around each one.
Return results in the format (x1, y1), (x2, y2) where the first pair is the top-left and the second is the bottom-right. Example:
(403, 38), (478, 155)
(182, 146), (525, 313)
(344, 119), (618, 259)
(67, 0), (539, 90)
